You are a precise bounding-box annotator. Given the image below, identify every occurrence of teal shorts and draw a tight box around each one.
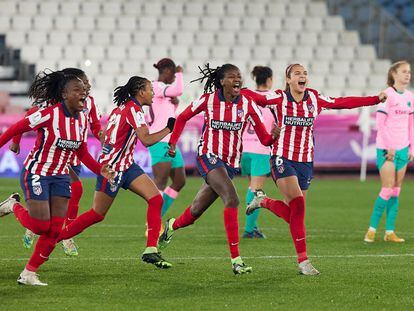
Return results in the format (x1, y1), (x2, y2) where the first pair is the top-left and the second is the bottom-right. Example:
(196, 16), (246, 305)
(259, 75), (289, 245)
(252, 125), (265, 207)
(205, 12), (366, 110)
(376, 146), (409, 171)
(148, 142), (184, 168)
(241, 152), (271, 177)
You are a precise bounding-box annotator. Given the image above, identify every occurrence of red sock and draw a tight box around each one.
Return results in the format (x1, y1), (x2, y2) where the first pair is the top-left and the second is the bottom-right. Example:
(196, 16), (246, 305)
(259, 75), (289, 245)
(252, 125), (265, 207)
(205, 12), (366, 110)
(65, 180), (83, 227)
(289, 196), (308, 263)
(224, 207), (240, 259)
(146, 194), (163, 248)
(13, 203), (50, 235)
(261, 198), (290, 223)
(57, 208), (104, 242)
(172, 206), (198, 230)
(26, 217), (65, 272)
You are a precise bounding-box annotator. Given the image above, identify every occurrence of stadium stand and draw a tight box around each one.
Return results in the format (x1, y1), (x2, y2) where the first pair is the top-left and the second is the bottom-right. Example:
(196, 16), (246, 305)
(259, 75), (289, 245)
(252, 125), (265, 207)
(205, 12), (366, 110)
(0, 0), (392, 113)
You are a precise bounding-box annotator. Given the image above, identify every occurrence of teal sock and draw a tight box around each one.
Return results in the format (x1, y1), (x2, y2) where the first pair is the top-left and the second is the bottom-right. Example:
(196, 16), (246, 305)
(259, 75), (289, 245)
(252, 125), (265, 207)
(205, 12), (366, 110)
(244, 188), (259, 233)
(369, 196), (388, 229)
(161, 193), (175, 217)
(385, 196), (399, 231)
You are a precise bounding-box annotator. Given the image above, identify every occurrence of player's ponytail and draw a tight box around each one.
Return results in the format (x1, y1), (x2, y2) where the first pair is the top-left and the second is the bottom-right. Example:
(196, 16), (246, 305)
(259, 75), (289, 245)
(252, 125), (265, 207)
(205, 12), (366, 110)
(113, 76), (148, 106)
(28, 69), (81, 106)
(251, 66), (273, 87)
(284, 63), (302, 92)
(387, 60), (410, 87)
(191, 63), (239, 93)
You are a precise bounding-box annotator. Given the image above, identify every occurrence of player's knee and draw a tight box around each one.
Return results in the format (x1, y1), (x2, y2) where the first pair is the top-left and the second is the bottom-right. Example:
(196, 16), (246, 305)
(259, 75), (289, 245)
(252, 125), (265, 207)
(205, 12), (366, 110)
(224, 196), (240, 208)
(149, 194), (163, 208)
(392, 187), (401, 197)
(31, 219), (51, 235)
(379, 187), (393, 200)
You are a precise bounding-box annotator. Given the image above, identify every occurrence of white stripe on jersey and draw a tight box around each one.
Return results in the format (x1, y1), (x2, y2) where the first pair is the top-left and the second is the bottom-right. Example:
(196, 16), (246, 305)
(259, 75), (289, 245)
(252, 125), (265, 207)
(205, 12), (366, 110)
(44, 107), (60, 175)
(288, 101), (298, 159)
(276, 93), (288, 156)
(218, 101), (225, 159)
(234, 98), (249, 165)
(298, 100), (310, 162)
(206, 94), (214, 156)
(307, 92), (318, 162)
(226, 103), (237, 163)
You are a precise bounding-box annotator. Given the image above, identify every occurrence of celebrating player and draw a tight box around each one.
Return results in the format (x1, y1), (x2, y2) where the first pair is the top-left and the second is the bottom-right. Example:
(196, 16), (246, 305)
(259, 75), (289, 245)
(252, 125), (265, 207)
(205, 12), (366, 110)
(243, 63), (387, 275)
(0, 70), (113, 286)
(13, 68), (103, 256)
(54, 76), (176, 269)
(241, 66), (275, 239)
(148, 58), (186, 220)
(158, 64), (279, 274)
(364, 60), (414, 243)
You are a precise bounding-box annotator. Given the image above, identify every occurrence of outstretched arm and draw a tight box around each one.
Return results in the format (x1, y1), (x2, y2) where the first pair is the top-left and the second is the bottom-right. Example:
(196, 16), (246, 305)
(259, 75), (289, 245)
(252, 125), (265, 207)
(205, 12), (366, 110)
(163, 72), (184, 97)
(136, 118), (175, 147)
(247, 102), (279, 146)
(317, 92), (387, 110)
(241, 88), (283, 108)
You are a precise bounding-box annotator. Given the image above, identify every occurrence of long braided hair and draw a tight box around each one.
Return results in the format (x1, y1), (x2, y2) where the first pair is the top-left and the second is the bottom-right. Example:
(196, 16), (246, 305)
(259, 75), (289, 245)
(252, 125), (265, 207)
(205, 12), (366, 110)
(113, 76), (149, 106)
(28, 69), (82, 107)
(191, 63), (239, 93)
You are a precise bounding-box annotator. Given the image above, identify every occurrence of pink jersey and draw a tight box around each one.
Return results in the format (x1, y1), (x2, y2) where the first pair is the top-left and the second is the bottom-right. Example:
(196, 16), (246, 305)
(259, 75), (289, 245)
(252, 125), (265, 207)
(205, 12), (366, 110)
(242, 88), (380, 162)
(99, 99), (147, 171)
(149, 72), (183, 142)
(23, 103), (88, 176)
(376, 87), (414, 152)
(242, 90), (275, 155)
(170, 90), (274, 168)
(71, 95), (102, 166)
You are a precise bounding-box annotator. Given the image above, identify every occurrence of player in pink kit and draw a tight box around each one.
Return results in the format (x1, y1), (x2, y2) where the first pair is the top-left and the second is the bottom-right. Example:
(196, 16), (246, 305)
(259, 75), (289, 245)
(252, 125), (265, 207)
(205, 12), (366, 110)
(0, 70), (113, 285)
(158, 64), (279, 274)
(54, 76), (176, 269)
(148, 58), (185, 218)
(241, 66), (276, 238)
(364, 61), (414, 243)
(11, 68), (103, 256)
(243, 64), (387, 275)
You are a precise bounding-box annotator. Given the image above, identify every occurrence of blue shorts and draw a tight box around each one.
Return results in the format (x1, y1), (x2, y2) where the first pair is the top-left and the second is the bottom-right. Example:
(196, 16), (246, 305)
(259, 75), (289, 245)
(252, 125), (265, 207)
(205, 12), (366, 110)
(20, 169), (71, 201)
(70, 165), (82, 176)
(270, 156), (313, 190)
(96, 163), (145, 198)
(196, 154), (240, 182)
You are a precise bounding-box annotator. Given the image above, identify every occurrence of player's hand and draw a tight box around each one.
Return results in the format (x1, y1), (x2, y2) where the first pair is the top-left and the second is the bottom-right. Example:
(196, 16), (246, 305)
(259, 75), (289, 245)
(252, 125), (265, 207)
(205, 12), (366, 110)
(171, 97), (179, 106)
(101, 164), (115, 183)
(175, 65), (183, 73)
(166, 117), (176, 132)
(98, 130), (105, 145)
(409, 154), (414, 161)
(9, 142), (20, 154)
(385, 149), (395, 161)
(378, 92), (387, 102)
(271, 124), (281, 139)
(168, 143), (176, 157)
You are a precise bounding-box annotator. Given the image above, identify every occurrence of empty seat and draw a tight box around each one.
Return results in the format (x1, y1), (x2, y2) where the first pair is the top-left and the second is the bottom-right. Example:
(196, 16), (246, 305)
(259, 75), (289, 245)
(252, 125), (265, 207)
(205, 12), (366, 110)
(282, 17), (302, 31)
(143, 3), (163, 16)
(211, 46), (231, 59)
(246, 3), (265, 17)
(309, 75), (325, 89)
(70, 32), (90, 45)
(96, 16), (116, 31)
(94, 76), (115, 89)
(287, 3), (307, 17)
(159, 16), (179, 30)
(117, 16), (136, 30)
(347, 75), (367, 89)
(298, 32), (318, 46)
(278, 31), (298, 45)
(267, 3), (286, 17)
(200, 17), (220, 31)
(57, 60), (80, 70)
(180, 17), (199, 30)
(91, 32), (111, 45)
(335, 46), (355, 60)
(11, 16), (32, 31)
(274, 46), (293, 60)
(106, 46), (126, 60)
(252, 46), (272, 60)
(101, 60), (121, 74)
(42, 45), (63, 60)
(133, 33), (152, 45)
(216, 32), (236, 45)
(294, 46), (314, 61)
(85, 45), (105, 60)
(237, 32), (257, 45)
(205, 3), (224, 16)
(351, 60), (371, 75)
(257, 32), (276, 45)
(372, 59), (391, 74)
(242, 17), (262, 31)
(121, 60), (142, 74)
(319, 31), (339, 46)
(190, 46), (210, 60)
(27, 31), (47, 45)
(185, 3), (204, 16)
(81, 2), (101, 15)
(314, 46), (334, 60)
(54, 16), (74, 31)
(148, 45), (169, 60)
(20, 45), (40, 62)
(226, 3), (245, 16)
(102, 2), (121, 16)
(169, 46), (189, 61)
(367, 75), (386, 88)
(18, 1), (39, 16)
(326, 75), (346, 89)
(164, 2), (184, 16)
(39, 2), (59, 15)
(0, 16), (11, 31)
(355, 45), (376, 60)
(1, 1), (17, 15)
(111, 31), (133, 45)
(75, 16), (95, 31)
(195, 32), (215, 45)
(340, 31), (360, 46)
(331, 60), (351, 74)
(324, 16), (344, 31)
(309, 60), (330, 74)
(33, 15), (53, 31)
(307, 2), (328, 17)
(48, 31), (69, 45)
(303, 17), (323, 32)
(175, 31), (194, 45)
(60, 2), (80, 15)
(154, 32), (174, 45)
(63, 46), (84, 60)
(138, 16), (158, 31)
(6, 31), (26, 48)
(122, 2), (142, 16)
(221, 17), (240, 31)
(232, 47), (251, 60)
(127, 46), (147, 60)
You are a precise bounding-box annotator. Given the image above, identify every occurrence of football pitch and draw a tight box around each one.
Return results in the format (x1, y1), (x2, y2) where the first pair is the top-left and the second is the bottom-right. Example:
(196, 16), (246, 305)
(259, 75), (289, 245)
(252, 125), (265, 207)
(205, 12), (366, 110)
(0, 176), (413, 310)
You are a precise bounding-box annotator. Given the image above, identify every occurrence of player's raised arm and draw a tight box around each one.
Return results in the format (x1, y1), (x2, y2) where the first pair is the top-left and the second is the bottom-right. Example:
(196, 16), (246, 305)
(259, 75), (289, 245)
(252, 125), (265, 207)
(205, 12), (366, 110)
(315, 89), (387, 110)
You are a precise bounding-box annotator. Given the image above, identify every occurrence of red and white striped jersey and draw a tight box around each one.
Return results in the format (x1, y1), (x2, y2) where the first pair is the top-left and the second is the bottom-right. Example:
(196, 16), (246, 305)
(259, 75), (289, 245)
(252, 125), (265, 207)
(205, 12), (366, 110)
(71, 95), (102, 166)
(99, 99), (147, 171)
(170, 90), (274, 168)
(23, 102), (88, 175)
(242, 88), (380, 162)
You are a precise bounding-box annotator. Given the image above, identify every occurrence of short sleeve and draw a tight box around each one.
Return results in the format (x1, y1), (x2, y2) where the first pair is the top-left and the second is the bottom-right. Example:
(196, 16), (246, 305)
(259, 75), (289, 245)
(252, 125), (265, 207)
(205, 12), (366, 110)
(126, 105), (147, 129)
(27, 108), (51, 130)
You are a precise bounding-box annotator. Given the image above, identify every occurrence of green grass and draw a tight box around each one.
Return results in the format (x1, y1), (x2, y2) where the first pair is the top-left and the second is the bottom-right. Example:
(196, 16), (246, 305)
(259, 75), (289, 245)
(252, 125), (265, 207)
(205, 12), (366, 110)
(1, 176), (414, 310)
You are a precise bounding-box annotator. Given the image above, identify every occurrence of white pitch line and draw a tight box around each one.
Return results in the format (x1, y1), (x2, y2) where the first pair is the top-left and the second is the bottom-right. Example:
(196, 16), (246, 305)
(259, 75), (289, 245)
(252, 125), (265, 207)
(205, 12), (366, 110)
(0, 253), (413, 262)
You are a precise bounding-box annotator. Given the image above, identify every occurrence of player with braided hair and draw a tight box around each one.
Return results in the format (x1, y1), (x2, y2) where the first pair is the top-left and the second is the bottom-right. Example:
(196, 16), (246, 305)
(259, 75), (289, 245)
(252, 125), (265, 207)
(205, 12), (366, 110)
(158, 63), (279, 274)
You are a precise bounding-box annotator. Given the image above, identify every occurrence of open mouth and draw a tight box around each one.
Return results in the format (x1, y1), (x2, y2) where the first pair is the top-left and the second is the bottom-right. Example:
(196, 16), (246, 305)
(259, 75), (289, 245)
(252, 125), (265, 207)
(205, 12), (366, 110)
(232, 82), (241, 92)
(298, 81), (306, 86)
